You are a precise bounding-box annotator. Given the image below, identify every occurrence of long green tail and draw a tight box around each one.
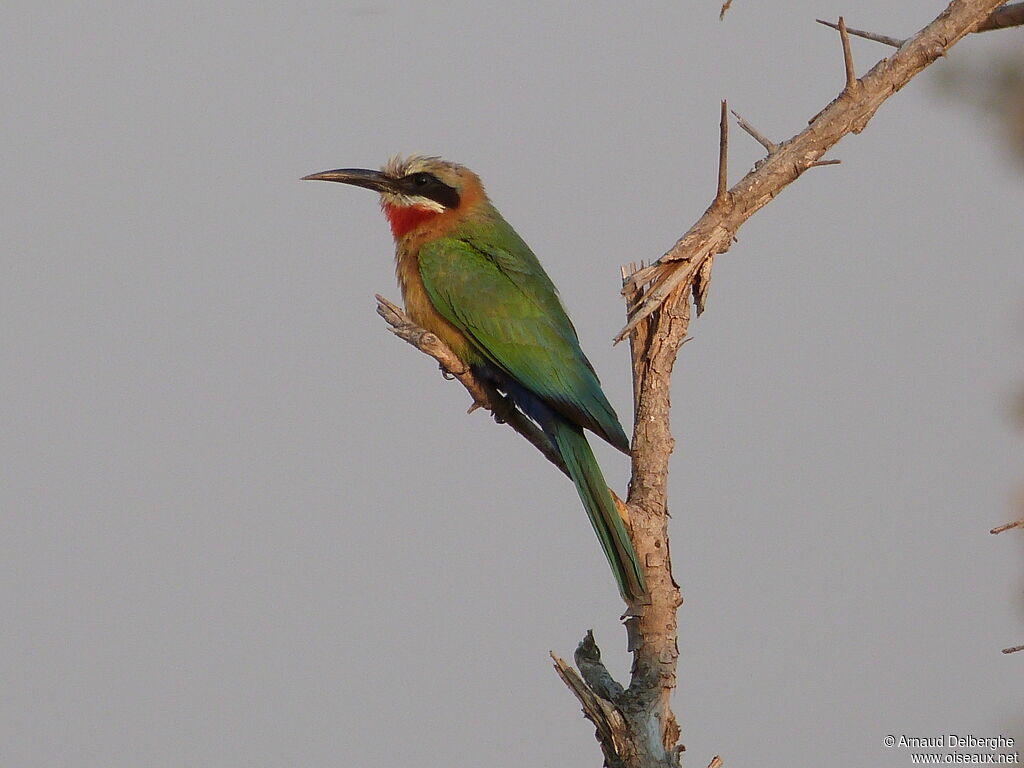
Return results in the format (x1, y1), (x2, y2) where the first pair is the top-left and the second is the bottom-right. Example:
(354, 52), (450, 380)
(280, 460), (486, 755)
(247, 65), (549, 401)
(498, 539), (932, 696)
(550, 418), (646, 602)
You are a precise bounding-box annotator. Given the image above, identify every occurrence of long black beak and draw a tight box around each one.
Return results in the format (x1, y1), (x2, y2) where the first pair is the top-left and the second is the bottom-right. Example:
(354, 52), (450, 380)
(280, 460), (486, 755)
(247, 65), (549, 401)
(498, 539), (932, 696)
(301, 168), (398, 194)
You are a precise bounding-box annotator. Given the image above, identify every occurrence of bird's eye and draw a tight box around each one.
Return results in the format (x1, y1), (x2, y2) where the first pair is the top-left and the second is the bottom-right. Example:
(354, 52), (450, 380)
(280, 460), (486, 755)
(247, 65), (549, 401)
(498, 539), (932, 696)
(414, 173), (432, 186)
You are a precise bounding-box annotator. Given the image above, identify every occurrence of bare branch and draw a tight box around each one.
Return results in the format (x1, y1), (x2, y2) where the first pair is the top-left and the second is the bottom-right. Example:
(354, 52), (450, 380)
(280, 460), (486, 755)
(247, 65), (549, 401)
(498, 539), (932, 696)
(1002, 645), (1024, 654)
(551, 652), (633, 768)
(818, 3), (1024, 42)
(556, 263), (691, 768)
(977, 1), (1024, 30)
(375, 295), (569, 478)
(731, 109), (778, 153)
(816, 18), (904, 48)
(616, 0), (1010, 342)
(990, 519), (1024, 534)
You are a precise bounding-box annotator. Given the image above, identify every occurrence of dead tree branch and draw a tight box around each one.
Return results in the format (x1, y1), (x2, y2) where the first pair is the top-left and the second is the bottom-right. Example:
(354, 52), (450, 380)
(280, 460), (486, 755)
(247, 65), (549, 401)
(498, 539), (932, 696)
(616, 0), (1011, 342)
(990, 518), (1024, 534)
(977, 1), (1024, 30)
(815, 19), (904, 49)
(731, 109), (778, 153)
(373, 4), (1011, 767)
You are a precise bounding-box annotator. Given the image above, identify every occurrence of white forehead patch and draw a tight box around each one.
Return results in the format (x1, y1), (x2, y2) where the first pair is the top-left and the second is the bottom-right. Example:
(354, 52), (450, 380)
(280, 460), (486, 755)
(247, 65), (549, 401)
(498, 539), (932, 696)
(383, 153), (442, 178)
(380, 191), (446, 213)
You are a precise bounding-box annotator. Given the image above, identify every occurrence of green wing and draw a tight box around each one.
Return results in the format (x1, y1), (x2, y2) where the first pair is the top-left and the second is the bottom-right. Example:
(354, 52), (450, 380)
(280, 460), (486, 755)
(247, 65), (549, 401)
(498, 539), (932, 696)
(417, 214), (628, 452)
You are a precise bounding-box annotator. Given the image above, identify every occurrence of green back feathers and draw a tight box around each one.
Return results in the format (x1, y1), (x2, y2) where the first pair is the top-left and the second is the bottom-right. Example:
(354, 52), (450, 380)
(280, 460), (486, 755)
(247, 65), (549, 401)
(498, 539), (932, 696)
(417, 208), (629, 453)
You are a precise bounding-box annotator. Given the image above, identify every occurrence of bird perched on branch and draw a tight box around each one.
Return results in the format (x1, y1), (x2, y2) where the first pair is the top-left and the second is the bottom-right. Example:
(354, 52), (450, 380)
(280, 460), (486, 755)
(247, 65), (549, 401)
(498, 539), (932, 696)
(304, 155), (645, 601)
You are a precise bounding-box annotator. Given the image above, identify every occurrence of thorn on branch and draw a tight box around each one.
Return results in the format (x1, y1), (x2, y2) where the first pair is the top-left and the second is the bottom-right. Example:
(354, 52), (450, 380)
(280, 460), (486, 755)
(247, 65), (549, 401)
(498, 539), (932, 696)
(816, 18), (904, 48)
(708, 756), (724, 768)
(990, 519), (1024, 534)
(715, 100), (730, 207)
(810, 159), (842, 168)
(1002, 644), (1024, 654)
(731, 109), (777, 154)
(719, 0), (732, 21)
(838, 17), (861, 94)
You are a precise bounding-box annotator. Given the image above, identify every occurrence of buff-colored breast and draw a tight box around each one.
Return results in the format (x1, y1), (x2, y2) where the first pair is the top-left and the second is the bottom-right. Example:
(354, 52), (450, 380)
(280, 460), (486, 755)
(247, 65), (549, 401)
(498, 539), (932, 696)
(394, 240), (474, 361)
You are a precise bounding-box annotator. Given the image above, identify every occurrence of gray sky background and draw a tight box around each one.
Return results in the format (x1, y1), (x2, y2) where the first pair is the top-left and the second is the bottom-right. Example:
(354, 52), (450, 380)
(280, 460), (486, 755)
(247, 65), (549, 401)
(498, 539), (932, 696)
(3, 2), (1022, 767)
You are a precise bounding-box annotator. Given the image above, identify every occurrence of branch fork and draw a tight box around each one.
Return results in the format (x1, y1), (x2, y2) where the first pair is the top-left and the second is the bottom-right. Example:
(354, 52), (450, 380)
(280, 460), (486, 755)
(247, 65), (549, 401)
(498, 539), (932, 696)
(615, 0), (1012, 343)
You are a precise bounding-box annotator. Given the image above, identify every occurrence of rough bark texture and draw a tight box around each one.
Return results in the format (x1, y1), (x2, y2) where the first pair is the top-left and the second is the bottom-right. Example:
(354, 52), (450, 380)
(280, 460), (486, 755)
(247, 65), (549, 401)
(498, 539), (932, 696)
(552, 277), (690, 768)
(620, 280), (690, 764)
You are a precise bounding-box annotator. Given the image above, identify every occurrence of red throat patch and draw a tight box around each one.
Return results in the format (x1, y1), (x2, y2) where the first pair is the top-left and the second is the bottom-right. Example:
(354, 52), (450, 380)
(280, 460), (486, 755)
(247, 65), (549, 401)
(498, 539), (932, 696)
(382, 202), (442, 240)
